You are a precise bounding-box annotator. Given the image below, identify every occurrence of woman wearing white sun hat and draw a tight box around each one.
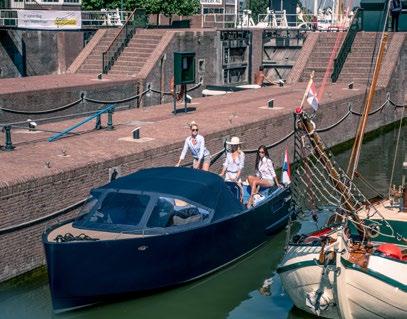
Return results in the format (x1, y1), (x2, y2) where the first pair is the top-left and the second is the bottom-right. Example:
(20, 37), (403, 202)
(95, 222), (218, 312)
(219, 136), (245, 182)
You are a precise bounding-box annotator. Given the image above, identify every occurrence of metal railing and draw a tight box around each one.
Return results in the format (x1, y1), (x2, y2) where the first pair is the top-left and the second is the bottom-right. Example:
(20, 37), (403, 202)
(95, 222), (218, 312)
(81, 10), (131, 28)
(202, 12), (353, 30)
(101, 8), (147, 74)
(201, 13), (237, 29)
(331, 8), (363, 83)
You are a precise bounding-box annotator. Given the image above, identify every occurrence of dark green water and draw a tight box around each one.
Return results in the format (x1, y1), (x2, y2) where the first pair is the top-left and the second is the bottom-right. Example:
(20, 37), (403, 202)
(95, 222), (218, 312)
(0, 125), (405, 319)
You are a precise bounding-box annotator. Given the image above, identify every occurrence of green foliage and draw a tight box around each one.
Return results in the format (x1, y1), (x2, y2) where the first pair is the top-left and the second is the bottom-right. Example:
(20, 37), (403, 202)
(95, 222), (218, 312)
(81, 0), (141, 11)
(141, 0), (199, 16)
(247, 0), (269, 23)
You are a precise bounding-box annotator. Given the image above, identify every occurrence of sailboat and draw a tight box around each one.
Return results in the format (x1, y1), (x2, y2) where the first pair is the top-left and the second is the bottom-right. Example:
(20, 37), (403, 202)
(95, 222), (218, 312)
(277, 15), (407, 319)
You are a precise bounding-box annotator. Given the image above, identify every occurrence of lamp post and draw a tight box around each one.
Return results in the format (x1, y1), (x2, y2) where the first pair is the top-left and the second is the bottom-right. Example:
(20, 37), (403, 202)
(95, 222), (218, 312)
(120, 0), (124, 22)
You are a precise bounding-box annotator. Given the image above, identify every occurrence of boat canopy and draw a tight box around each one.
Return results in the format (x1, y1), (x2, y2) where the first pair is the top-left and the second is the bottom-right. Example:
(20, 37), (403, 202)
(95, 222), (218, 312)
(96, 167), (244, 220)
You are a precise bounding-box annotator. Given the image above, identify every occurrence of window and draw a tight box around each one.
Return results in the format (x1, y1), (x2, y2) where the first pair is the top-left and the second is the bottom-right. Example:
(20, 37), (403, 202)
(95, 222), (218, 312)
(203, 8), (224, 14)
(147, 196), (210, 228)
(88, 192), (150, 226)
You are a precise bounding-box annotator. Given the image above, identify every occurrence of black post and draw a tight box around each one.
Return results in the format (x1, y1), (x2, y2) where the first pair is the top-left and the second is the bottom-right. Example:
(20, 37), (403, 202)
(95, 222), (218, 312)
(173, 84), (177, 115)
(184, 84), (187, 113)
(95, 114), (102, 130)
(3, 126), (15, 151)
(107, 108), (114, 130)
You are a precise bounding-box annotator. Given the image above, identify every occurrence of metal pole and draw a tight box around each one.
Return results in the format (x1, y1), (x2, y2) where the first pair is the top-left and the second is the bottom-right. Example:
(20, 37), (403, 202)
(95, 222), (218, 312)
(184, 84), (188, 113)
(3, 126), (15, 151)
(107, 107), (115, 130)
(120, 0), (124, 22)
(173, 84), (177, 115)
(95, 114), (102, 130)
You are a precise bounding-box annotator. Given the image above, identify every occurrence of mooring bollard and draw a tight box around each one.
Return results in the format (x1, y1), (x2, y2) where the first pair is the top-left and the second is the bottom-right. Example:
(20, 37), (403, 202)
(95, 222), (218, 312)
(3, 125), (15, 151)
(107, 107), (114, 130)
(95, 114), (102, 130)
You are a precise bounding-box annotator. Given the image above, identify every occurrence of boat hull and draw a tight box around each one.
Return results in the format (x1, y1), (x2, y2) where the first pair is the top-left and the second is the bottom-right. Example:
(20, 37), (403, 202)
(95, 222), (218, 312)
(337, 256), (407, 319)
(277, 244), (340, 318)
(44, 188), (291, 312)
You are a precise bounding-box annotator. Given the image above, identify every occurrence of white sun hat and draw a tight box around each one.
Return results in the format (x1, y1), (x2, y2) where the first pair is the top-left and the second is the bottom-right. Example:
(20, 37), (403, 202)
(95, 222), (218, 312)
(226, 136), (242, 145)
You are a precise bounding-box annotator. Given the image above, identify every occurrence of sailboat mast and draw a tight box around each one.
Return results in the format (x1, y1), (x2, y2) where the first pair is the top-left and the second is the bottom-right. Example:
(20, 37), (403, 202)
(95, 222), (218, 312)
(346, 33), (388, 180)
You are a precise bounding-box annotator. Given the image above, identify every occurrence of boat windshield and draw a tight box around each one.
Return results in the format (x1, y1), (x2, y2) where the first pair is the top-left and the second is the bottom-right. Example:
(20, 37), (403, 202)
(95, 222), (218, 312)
(86, 192), (150, 227)
(147, 196), (210, 228)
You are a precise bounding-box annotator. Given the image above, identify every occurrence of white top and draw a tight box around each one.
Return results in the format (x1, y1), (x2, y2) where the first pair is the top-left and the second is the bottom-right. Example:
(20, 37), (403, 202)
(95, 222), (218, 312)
(180, 135), (210, 161)
(223, 151), (245, 173)
(256, 157), (276, 180)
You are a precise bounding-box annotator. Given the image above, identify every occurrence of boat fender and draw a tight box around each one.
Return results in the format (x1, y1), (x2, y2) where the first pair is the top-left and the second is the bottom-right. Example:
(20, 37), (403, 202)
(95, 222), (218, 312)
(305, 289), (332, 316)
(376, 243), (403, 260)
(259, 277), (273, 296)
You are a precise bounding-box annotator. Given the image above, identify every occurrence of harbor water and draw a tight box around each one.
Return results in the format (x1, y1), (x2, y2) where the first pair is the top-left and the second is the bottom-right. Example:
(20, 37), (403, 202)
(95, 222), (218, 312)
(0, 124), (405, 319)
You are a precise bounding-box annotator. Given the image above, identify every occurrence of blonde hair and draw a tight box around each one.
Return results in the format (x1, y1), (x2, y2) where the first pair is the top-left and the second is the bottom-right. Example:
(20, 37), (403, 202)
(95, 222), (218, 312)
(189, 121), (198, 129)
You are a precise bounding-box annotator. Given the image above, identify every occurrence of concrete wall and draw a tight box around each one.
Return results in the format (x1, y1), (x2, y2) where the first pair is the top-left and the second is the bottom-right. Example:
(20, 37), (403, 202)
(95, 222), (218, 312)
(0, 79), (141, 124)
(0, 30), (86, 79)
(141, 30), (221, 107)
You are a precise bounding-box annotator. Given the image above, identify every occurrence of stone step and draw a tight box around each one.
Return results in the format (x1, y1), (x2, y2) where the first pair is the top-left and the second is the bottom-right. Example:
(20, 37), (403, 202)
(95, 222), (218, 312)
(122, 48), (155, 54)
(109, 67), (141, 74)
(78, 67), (100, 73)
(119, 52), (151, 58)
(113, 60), (146, 67)
(111, 64), (141, 72)
(126, 43), (158, 49)
(132, 34), (162, 40)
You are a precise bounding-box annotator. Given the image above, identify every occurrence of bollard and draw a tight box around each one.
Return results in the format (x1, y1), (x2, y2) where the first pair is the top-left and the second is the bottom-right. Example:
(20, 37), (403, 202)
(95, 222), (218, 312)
(3, 126), (15, 151)
(95, 114), (102, 130)
(107, 108), (114, 130)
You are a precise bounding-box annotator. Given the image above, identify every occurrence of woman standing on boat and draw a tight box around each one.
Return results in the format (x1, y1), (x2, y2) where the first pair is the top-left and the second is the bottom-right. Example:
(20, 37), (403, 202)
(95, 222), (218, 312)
(219, 136), (245, 182)
(176, 121), (211, 171)
(247, 145), (281, 207)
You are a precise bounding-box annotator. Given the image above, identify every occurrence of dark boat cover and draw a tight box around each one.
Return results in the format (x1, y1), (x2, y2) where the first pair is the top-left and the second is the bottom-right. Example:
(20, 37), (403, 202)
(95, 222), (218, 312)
(96, 167), (243, 220)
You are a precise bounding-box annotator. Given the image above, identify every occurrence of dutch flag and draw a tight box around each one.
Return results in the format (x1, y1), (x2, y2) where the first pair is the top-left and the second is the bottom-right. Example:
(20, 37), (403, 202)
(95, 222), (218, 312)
(306, 81), (319, 111)
(281, 148), (291, 186)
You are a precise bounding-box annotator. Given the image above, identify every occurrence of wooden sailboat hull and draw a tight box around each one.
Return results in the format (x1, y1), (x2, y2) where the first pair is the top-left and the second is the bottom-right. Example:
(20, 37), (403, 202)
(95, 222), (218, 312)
(277, 244), (340, 318)
(337, 255), (407, 319)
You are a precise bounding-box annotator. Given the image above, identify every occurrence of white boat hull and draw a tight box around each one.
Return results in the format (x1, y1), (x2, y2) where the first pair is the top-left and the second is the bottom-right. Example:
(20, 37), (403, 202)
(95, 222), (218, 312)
(337, 255), (407, 319)
(278, 245), (340, 318)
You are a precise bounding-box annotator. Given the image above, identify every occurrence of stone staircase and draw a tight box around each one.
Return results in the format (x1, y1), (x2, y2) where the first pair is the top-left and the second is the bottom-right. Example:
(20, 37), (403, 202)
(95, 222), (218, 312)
(336, 32), (391, 84)
(108, 30), (164, 76)
(77, 29), (120, 74)
(300, 32), (345, 82)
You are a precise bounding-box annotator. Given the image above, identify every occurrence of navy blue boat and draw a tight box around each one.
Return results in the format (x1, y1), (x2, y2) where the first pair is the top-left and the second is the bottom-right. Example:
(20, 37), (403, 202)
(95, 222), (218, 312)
(43, 167), (291, 312)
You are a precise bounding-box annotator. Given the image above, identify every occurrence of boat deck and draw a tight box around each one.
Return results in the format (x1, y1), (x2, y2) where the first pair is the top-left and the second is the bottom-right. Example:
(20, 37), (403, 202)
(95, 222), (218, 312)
(47, 222), (148, 242)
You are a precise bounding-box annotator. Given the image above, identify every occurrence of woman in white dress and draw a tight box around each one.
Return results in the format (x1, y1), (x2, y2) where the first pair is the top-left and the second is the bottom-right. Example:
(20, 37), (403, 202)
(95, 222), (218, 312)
(176, 121), (211, 171)
(247, 145), (281, 207)
(219, 136), (245, 182)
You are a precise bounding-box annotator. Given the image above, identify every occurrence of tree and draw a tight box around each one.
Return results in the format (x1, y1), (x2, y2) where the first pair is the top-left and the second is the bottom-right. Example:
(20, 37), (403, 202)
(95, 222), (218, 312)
(81, 0), (142, 11)
(141, 0), (199, 24)
(247, 0), (269, 23)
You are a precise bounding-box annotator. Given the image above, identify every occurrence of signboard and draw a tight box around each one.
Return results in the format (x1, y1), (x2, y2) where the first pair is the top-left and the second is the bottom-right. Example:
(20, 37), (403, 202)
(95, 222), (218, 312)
(200, 0), (222, 4)
(17, 10), (81, 30)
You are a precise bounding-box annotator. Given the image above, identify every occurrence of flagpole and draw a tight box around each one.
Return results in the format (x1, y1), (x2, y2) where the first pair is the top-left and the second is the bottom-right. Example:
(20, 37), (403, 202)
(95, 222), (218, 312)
(300, 70), (314, 109)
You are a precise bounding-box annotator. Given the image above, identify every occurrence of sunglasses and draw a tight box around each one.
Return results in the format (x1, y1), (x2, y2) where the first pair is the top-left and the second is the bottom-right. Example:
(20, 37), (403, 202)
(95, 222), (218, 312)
(191, 128), (199, 132)
(258, 150), (265, 154)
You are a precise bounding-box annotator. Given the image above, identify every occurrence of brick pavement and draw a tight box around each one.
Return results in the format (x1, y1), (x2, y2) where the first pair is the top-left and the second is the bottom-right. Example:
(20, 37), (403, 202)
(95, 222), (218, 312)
(0, 81), (366, 186)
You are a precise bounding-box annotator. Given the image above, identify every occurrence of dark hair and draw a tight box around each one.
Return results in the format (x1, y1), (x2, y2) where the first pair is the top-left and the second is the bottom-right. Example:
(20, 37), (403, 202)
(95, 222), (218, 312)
(255, 145), (270, 170)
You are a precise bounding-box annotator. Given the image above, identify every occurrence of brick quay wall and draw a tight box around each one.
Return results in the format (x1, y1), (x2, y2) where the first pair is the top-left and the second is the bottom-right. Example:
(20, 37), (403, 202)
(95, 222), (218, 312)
(0, 36), (406, 283)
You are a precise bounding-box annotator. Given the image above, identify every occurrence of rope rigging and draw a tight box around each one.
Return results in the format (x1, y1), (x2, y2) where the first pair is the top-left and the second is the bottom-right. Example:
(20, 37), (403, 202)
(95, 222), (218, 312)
(291, 111), (404, 242)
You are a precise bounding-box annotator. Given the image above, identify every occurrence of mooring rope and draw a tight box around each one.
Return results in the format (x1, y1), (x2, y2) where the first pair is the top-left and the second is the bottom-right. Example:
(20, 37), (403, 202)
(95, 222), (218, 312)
(0, 97), (83, 115)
